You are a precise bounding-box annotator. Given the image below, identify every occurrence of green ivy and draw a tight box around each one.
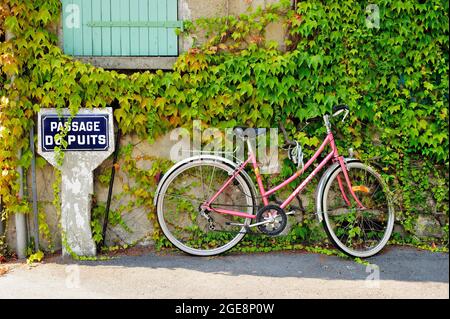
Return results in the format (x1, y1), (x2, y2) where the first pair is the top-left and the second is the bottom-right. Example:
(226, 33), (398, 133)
(0, 0), (448, 257)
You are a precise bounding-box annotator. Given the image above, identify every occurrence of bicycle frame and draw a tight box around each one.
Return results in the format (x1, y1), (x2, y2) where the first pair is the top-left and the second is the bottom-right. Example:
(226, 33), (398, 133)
(201, 131), (366, 219)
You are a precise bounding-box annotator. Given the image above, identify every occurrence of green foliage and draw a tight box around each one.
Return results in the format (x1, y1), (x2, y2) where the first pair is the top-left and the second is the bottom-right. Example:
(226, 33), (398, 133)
(0, 0), (448, 256)
(26, 250), (44, 264)
(91, 202), (132, 245)
(38, 204), (54, 251)
(0, 235), (8, 261)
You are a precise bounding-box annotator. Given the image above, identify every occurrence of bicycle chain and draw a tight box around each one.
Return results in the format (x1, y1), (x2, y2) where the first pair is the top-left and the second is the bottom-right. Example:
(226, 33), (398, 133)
(211, 228), (270, 237)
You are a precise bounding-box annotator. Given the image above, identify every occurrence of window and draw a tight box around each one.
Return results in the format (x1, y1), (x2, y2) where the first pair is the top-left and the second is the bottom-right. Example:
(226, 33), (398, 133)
(61, 0), (183, 69)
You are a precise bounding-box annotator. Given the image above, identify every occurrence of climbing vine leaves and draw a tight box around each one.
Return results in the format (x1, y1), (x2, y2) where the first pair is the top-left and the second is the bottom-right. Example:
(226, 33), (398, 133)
(0, 0), (448, 252)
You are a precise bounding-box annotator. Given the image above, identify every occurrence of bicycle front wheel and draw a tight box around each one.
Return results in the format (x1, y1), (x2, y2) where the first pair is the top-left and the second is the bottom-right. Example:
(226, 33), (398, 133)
(321, 162), (394, 258)
(156, 158), (256, 256)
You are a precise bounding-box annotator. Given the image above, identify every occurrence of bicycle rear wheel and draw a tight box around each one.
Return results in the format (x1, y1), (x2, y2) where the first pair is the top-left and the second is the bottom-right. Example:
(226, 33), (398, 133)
(156, 158), (255, 256)
(321, 162), (394, 258)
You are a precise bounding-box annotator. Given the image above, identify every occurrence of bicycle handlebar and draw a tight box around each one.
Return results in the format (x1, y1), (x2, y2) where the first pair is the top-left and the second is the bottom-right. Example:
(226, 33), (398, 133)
(280, 104), (350, 147)
(332, 104), (349, 116)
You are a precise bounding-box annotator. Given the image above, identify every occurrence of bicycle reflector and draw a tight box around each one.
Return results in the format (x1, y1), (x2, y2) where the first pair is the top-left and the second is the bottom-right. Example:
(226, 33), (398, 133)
(352, 185), (370, 193)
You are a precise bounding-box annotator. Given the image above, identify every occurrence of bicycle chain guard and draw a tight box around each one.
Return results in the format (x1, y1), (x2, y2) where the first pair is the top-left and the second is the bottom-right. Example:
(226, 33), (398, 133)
(256, 205), (287, 236)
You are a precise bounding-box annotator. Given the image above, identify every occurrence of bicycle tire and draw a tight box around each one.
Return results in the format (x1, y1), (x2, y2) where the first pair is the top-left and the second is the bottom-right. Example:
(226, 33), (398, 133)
(320, 161), (394, 258)
(156, 157), (257, 256)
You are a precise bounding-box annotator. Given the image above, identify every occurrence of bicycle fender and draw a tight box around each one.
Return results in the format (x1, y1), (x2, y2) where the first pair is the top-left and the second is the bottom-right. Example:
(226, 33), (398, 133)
(315, 158), (361, 223)
(153, 154), (258, 207)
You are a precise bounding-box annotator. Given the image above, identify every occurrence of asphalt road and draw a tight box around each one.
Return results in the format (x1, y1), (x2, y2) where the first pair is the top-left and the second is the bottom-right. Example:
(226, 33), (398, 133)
(0, 246), (448, 299)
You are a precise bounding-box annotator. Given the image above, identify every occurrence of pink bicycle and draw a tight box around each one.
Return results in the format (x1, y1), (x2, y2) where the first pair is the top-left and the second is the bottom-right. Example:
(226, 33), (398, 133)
(155, 105), (394, 258)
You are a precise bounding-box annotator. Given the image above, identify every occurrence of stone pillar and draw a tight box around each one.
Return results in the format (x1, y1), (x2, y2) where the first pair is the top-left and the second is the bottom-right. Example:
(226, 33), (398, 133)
(37, 108), (114, 257)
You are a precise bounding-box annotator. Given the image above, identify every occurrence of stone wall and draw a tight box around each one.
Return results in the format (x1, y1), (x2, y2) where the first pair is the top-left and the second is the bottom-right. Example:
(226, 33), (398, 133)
(4, 0), (446, 254)
(5, 129), (446, 253)
(6, 132), (185, 252)
(185, 0), (286, 50)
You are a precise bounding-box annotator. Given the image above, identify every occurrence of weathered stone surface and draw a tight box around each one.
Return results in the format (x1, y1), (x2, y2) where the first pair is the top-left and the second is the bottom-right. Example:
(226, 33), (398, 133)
(228, 0), (281, 15)
(187, 0), (228, 19)
(93, 133), (190, 247)
(105, 207), (154, 247)
(415, 215), (444, 238)
(182, 0), (287, 52)
(228, 0), (286, 49)
(393, 224), (408, 239)
(94, 156), (155, 247)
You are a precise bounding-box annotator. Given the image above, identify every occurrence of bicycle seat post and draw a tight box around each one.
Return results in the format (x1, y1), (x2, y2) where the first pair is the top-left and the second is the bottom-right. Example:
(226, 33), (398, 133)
(323, 114), (332, 134)
(246, 138), (255, 157)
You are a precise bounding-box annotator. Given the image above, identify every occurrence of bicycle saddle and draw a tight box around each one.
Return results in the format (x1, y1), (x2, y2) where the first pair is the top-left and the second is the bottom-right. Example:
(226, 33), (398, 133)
(233, 127), (267, 139)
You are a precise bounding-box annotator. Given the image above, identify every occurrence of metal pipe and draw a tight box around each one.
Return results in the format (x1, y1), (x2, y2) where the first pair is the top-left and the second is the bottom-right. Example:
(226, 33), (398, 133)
(15, 150), (28, 259)
(6, 30), (28, 259)
(0, 197), (4, 236)
(30, 124), (40, 251)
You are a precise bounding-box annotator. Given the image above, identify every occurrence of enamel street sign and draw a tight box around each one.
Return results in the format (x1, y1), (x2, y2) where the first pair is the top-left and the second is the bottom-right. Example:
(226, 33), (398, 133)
(41, 114), (109, 151)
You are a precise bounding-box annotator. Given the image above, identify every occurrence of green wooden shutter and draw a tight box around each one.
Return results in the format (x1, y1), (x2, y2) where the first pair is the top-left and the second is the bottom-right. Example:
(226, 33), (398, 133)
(62, 0), (181, 56)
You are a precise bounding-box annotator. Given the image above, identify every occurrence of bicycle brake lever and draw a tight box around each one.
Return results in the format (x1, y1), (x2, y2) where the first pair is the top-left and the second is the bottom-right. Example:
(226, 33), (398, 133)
(342, 109), (349, 123)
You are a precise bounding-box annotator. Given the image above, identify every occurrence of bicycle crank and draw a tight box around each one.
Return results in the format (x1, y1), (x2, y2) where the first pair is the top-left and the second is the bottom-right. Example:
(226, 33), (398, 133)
(255, 205), (288, 236)
(225, 209), (294, 225)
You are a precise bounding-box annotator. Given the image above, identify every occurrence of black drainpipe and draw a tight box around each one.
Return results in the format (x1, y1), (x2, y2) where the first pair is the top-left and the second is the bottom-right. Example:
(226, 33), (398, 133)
(99, 101), (121, 249)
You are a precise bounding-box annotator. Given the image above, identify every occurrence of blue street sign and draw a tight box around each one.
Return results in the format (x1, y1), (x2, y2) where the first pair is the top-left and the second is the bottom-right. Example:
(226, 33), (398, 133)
(41, 114), (109, 152)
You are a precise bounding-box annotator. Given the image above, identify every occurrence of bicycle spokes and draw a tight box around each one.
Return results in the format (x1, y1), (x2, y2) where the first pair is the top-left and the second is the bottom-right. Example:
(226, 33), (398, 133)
(158, 162), (254, 254)
(323, 164), (393, 255)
